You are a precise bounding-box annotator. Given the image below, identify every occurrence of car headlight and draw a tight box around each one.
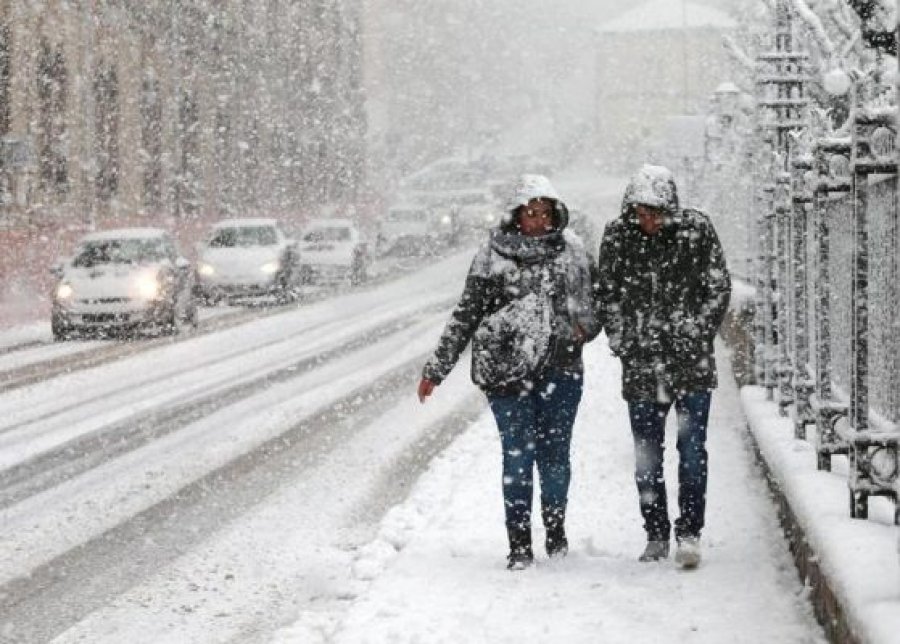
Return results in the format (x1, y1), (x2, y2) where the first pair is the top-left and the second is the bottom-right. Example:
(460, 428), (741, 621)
(484, 213), (496, 223)
(198, 262), (215, 277)
(441, 215), (452, 225)
(56, 283), (74, 300)
(136, 275), (161, 300)
(261, 261), (280, 275)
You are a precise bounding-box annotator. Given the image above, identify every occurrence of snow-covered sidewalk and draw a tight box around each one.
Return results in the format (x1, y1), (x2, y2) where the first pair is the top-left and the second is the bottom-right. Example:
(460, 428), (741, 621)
(275, 339), (825, 644)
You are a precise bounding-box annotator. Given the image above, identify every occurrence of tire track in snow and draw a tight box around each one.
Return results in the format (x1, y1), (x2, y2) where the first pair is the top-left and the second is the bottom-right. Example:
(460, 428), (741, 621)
(0, 249), (447, 391)
(0, 357), (484, 644)
(0, 299), (453, 510)
(0, 302), (302, 393)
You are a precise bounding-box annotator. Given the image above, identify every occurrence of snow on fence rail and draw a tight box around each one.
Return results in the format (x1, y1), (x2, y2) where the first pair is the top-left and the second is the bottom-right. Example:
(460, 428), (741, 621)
(744, 6), (900, 526)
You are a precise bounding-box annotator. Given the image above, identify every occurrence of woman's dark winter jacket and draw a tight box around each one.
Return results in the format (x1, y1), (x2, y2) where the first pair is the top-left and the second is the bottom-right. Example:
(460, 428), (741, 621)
(423, 215), (600, 396)
(596, 169), (732, 402)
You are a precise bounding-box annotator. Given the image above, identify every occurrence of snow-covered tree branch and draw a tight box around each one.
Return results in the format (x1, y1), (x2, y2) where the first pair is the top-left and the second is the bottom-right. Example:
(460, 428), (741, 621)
(842, 0), (897, 54)
(723, 35), (757, 74)
(792, 0), (838, 58)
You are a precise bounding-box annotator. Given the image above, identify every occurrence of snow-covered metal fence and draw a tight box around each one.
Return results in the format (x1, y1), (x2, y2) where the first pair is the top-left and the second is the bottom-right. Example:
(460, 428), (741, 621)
(743, 0), (900, 524)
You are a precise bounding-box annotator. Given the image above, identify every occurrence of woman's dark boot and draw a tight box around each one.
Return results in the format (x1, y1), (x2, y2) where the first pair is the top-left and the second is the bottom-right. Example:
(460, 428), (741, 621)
(506, 526), (534, 570)
(542, 507), (568, 558)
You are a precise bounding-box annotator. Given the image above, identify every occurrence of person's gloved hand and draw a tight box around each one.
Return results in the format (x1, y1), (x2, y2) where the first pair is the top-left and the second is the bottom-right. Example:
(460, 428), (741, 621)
(417, 378), (436, 403)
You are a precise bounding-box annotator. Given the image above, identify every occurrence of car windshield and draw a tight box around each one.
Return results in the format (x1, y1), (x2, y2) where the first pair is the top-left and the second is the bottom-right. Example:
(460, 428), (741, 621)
(304, 227), (351, 242)
(208, 226), (278, 248)
(73, 238), (170, 267)
(404, 168), (482, 192)
(387, 210), (426, 222)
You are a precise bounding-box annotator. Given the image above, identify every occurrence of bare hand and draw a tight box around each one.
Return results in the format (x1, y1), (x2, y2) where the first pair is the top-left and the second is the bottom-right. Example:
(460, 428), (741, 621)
(574, 324), (586, 344)
(417, 378), (436, 403)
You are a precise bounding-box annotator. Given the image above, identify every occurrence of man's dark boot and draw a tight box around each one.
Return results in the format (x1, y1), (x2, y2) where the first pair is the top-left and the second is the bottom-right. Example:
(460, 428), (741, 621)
(506, 526), (534, 570)
(542, 507), (568, 558)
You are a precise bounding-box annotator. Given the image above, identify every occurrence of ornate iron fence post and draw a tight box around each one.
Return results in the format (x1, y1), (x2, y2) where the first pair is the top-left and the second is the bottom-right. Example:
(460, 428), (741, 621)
(775, 170), (795, 415)
(850, 91), (870, 438)
(760, 172), (778, 399)
(846, 81), (899, 519)
(790, 131), (815, 439)
(756, 1), (808, 412)
(811, 135), (851, 471)
(754, 133), (777, 399)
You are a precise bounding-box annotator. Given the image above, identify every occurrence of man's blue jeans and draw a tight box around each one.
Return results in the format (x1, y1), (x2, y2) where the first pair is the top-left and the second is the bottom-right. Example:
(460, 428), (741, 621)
(628, 391), (711, 541)
(487, 370), (583, 531)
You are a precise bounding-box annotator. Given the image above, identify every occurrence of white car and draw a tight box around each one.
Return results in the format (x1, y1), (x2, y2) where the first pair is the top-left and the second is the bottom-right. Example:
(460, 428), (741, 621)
(452, 191), (501, 238)
(195, 218), (301, 303)
(378, 203), (457, 255)
(50, 228), (198, 339)
(298, 218), (368, 285)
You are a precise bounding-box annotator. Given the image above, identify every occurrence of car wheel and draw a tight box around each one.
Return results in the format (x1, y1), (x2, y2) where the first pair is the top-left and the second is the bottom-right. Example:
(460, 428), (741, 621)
(350, 259), (368, 286)
(277, 282), (299, 305)
(51, 314), (70, 341)
(159, 301), (180, 336)
(185, 298), (200, 329)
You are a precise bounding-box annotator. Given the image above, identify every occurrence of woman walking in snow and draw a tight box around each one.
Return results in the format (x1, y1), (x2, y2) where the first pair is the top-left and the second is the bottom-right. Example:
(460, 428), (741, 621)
(417, 174), (600, 570)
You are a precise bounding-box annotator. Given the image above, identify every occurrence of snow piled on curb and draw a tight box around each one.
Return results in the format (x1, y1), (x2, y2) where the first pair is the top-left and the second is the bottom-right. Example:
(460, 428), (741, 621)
(741, 386), (900, 644)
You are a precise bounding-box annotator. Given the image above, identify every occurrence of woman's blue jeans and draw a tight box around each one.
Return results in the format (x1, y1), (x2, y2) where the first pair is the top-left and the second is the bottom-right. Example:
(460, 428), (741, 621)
(487, 370), (583, 532)
(628, 391), (711, 541)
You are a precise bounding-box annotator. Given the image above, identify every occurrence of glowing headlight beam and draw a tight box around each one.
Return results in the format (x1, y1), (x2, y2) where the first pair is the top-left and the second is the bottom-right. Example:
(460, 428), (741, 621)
(198, 263), (215, 276)
(260, 261), (280, 275)
(136, 275), (161, 300)
(56, 283), (74, 300)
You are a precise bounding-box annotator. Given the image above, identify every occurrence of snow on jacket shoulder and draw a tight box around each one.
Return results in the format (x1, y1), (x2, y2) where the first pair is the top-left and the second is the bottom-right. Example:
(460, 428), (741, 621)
(596, 205), (731, 401)
(423, 229), (600, 395)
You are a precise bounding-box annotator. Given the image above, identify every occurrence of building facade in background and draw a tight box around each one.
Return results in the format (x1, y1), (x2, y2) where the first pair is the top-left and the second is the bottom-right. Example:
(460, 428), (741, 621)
(594, 0), (736, 172)
(0, 0), (367, 230)
(0, 0), (367, 322)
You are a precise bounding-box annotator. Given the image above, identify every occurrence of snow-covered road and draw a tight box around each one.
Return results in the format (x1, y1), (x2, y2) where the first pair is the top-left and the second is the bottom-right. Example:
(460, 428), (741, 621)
(0, 245), (825, 644)
(0, 250), (482, 642)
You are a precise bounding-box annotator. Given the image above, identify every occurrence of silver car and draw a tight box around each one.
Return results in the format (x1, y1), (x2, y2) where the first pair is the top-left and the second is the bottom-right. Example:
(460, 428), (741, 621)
(298, 218), (369, 285)
(51, 228), (198, 339)
(377, 203), (457, 256)
(195, 218), (301, 304)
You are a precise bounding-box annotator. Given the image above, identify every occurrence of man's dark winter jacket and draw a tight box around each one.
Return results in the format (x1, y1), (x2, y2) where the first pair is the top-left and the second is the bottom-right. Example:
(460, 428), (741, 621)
(596, 166), (732, 402)
(423, 178), (600, 396)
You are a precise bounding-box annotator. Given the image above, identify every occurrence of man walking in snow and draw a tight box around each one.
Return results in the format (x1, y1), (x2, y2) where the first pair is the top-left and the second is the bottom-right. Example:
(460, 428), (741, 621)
(596, 164), (731, 568)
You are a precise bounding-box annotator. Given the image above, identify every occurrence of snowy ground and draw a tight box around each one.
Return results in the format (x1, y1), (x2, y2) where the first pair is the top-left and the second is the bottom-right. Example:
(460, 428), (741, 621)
(0, 168), (859, 643)
(0, 249), (478, 642)
(272, 340), (825, 644)
(0, 242), (830, 644)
